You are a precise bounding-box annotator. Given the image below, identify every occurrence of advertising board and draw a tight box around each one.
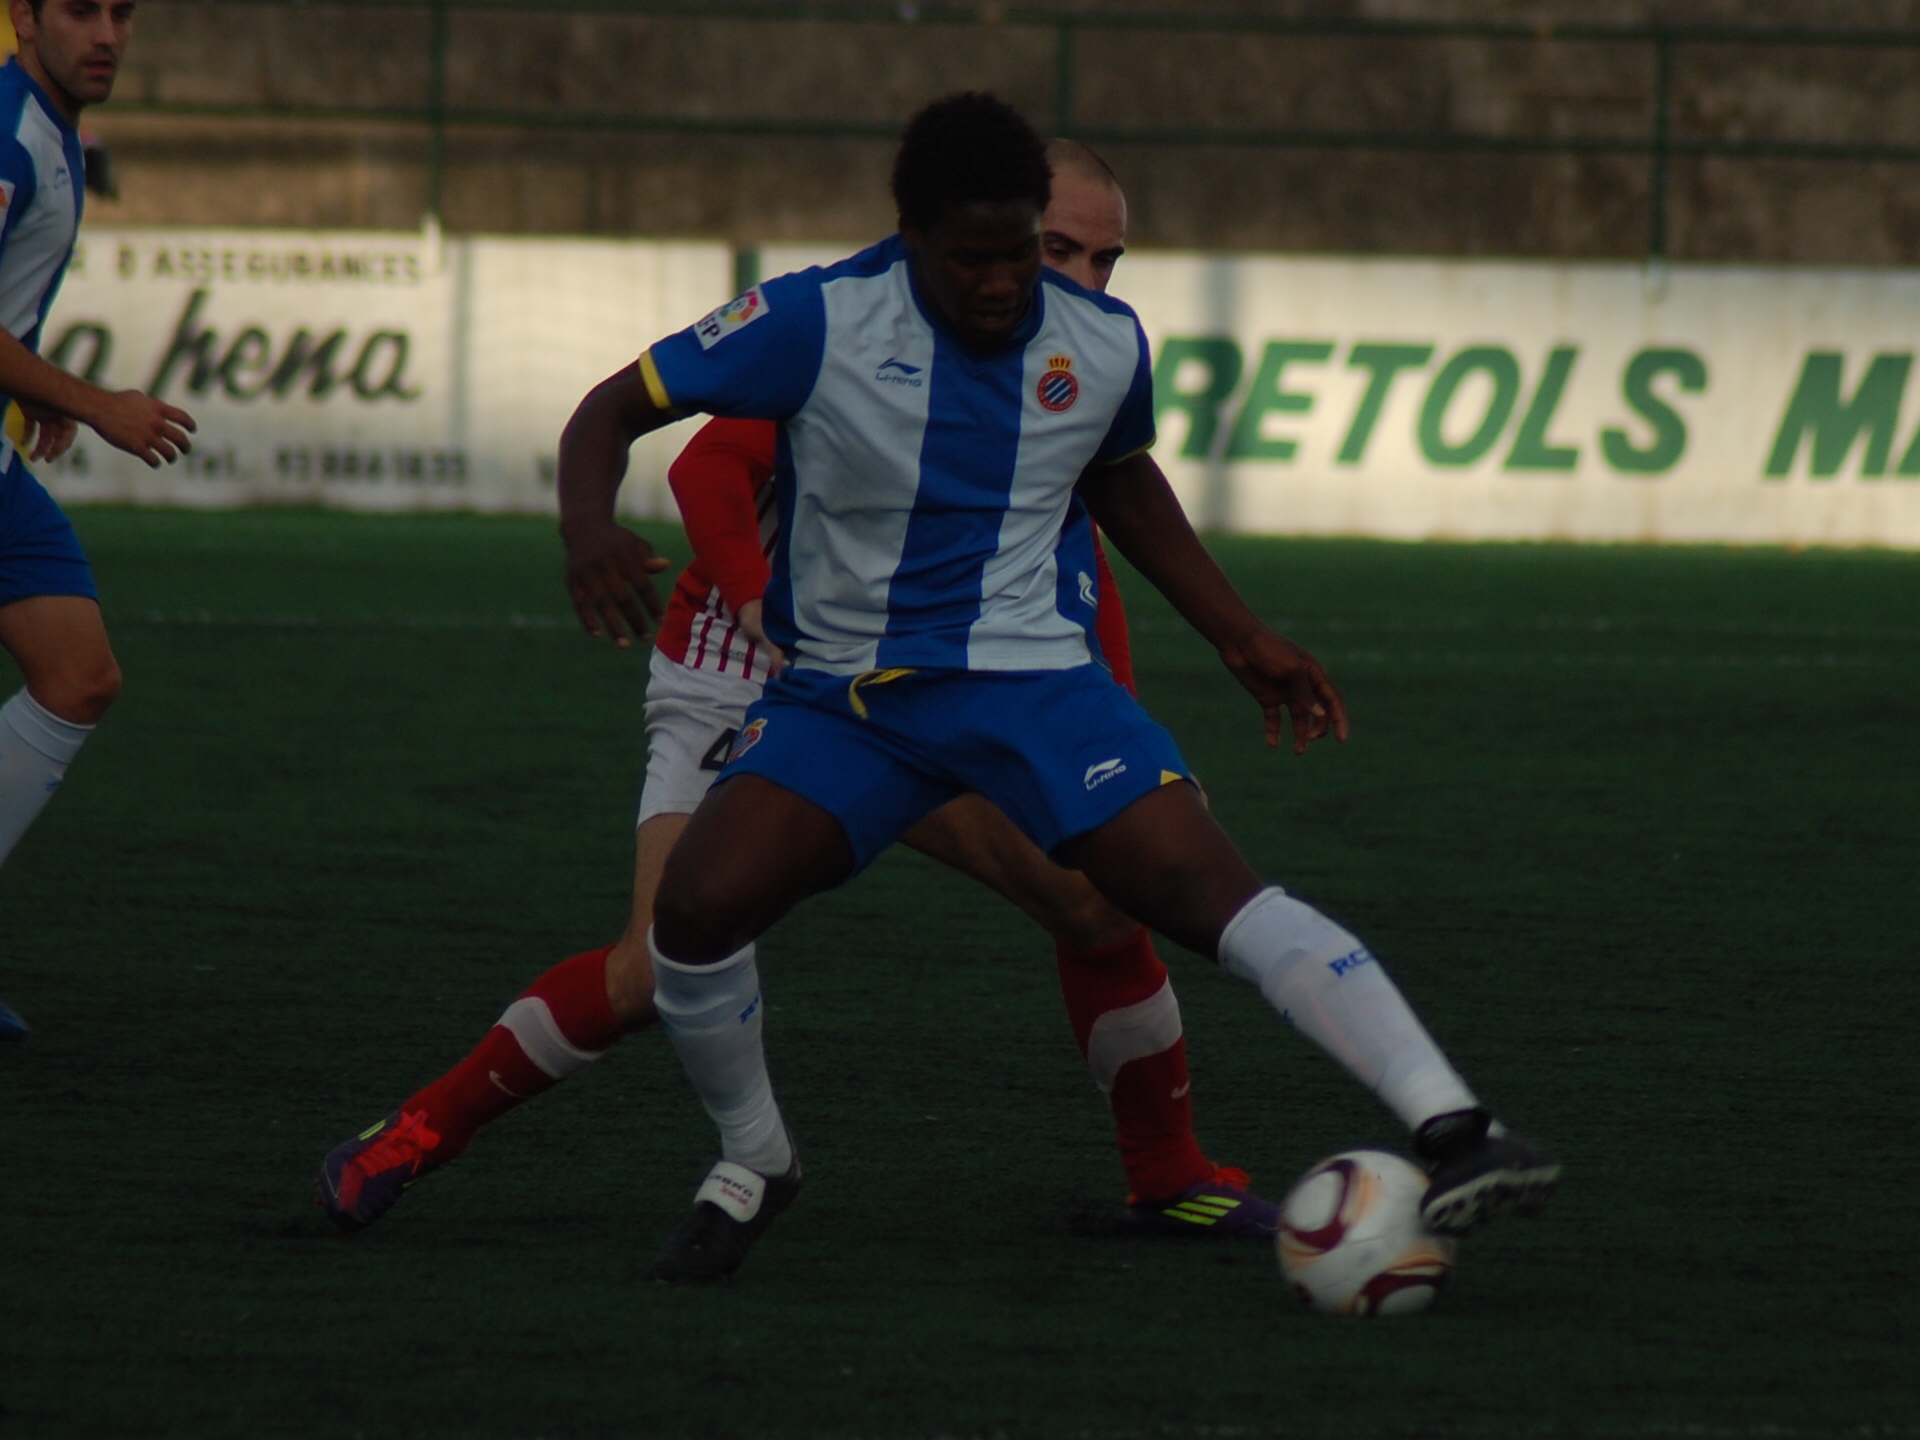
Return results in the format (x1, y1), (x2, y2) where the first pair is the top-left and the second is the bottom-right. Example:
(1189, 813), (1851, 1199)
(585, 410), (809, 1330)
(39, 229), (1920, 547)
(38, 227), (725, 518)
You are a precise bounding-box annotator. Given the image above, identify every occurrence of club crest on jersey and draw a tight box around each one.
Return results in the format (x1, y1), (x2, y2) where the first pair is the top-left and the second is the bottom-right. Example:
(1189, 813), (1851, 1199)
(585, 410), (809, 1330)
(728, 717), (768, 761)
(695, 287), (769, 350)
(1037, 354), (1079, 412)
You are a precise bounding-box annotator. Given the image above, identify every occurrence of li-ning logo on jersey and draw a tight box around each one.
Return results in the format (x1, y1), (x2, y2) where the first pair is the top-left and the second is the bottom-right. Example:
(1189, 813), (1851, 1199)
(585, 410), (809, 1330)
(695, 287), (768, 350)
(1037, 354), (1079, 412)
(1328, 948), (1377, 978)
(1077, 570), (1096, 606)
(874, 357), (924, 388)
(728, 717), (768, 761)
(1084, 757), (1128, 790)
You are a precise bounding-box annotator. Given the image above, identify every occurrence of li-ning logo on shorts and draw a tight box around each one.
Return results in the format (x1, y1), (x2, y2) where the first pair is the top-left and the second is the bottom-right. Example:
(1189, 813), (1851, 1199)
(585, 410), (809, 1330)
(695, 287), (768, 349)
(728, 717), (768, 761)
(875, 356), (925, 388)
(1084, 757), (1128, 790)
(1077, 570), (1096, 606)
(1037, 354), (1079, 412)
(1328, 948), (1376, 977)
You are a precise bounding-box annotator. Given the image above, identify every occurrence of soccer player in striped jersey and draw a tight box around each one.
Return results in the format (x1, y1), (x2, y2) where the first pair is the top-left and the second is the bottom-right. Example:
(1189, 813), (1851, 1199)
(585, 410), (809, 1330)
(0, 0), (196, 1041)
(317, 141), (1278, 1240)
(562, 93), (1557, 1282)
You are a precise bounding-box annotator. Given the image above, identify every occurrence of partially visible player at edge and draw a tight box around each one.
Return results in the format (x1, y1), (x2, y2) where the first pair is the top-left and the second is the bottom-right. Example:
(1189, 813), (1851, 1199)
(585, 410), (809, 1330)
(316, 140), (1284, 1240)
(570, 93), (1557, 1283)
(0, 0), (196, 1043)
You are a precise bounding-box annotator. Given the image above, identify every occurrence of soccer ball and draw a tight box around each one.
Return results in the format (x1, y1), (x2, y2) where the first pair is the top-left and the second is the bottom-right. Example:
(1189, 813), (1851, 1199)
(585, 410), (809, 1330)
(1277, 1149), (1457, 1316)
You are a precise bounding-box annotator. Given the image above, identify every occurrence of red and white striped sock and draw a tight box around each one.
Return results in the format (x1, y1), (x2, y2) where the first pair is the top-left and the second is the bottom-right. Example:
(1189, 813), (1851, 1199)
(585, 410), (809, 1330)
(403, 945), (626, 1159)
(1054, 928), (1214, 1204)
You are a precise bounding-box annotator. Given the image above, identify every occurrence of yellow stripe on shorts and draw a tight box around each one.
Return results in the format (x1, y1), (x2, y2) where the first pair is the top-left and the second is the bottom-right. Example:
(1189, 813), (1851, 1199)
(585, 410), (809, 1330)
(847, 668), (918, 720)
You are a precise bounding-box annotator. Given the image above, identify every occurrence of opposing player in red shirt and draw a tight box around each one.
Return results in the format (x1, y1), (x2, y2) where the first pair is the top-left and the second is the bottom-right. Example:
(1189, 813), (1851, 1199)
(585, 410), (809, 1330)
(318, 142), (1277, 1243)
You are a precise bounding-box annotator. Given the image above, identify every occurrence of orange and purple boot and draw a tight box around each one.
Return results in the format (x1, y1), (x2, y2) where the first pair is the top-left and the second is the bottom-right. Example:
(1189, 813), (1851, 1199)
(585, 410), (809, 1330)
(1126, 1164), (1280, 1238)
(316, 1109), (448, 1233)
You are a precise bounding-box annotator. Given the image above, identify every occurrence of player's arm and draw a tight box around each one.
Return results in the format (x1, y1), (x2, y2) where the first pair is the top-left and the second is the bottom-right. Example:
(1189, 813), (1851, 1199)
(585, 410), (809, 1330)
(670, 419), (774, 612)
(1079, 449), (1348, 754)
(556, 361), (682, 647)
(0, 328), (195, 467)
(669, 418), (783, 670)
(566, 279), (819, 646)
(1088, 529), (1136, 694)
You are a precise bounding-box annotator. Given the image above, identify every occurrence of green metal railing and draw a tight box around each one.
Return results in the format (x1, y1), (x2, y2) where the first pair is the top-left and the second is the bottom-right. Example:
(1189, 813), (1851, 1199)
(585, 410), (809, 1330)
(107, 2), (1920, 257)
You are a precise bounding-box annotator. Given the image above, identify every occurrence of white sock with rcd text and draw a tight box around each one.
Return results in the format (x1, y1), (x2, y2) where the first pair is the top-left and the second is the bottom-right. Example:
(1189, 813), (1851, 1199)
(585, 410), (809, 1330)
(1217, 886), (1478, 1130)
(648, 929), (795, 1178)
(0, 689), (92, 867)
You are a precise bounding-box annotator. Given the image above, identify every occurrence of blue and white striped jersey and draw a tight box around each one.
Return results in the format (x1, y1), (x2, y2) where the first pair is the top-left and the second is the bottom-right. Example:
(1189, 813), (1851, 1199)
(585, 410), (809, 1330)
(643, 234), (1156, 676)
(0, 57), (83, 407)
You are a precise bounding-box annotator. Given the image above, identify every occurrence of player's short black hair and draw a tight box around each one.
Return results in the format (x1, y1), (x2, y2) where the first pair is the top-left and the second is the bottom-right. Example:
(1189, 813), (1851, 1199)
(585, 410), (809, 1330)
(891, 92), (1052, 232)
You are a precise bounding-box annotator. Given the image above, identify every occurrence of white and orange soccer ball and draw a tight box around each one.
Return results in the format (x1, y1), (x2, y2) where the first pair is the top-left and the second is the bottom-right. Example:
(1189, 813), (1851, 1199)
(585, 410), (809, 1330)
(1277, 1149), (1457, 1316)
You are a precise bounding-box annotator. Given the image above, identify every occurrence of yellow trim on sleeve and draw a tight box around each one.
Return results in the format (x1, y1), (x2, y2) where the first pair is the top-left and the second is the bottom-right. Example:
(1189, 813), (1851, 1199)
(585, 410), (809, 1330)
(638, 349), (674, 411)
(3, 402), (25, 447)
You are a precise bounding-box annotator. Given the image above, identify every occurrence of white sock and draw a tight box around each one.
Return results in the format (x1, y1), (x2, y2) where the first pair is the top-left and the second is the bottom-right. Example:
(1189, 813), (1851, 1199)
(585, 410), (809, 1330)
(1218, 886), (1478, 1130)
(648, 929), (795, 1177)
(0, 689), (92, 867)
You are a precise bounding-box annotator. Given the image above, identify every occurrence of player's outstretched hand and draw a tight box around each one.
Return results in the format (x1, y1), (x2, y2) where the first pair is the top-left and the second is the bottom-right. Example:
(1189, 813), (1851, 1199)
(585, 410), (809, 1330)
(17, 399), (77, 462)
(1220, 628), (1350, 754)
(736, 599), (786, 678)
(90, 390), (196, 467)
(563, 517), (669, 648)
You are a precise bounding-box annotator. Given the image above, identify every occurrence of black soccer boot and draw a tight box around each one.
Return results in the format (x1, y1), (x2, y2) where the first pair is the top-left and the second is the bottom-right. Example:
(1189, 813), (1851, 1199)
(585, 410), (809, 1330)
(1414, 1106), (1561, 1235)
(649, 1152), (803, 1284)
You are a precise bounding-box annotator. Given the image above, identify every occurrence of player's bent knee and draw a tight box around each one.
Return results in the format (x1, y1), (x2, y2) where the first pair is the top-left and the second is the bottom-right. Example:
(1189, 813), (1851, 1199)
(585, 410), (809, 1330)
(649, 854), (778, 963)
(649, 886), (738, 964)
(30, 655), (122, 725)
(1043, 877), (1142, 950)
(604, 935), (659, 1028)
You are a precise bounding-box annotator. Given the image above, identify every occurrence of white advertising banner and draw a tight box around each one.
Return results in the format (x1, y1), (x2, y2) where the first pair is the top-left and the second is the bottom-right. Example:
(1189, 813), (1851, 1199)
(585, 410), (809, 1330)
(1110, 255), (1920, 549)
(38, 227), (726, 518)
(38, 228), (1920, 547)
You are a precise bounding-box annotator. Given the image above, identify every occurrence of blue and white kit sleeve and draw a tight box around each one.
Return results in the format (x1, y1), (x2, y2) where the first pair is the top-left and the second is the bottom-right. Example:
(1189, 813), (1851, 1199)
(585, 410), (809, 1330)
(1093, 319), (1158, 465)
(640, 272), (827, 422)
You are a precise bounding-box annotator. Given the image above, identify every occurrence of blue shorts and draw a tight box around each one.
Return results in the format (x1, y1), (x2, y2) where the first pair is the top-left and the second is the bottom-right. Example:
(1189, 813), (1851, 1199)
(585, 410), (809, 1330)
(0, 457), (95, 609)
(719, 664), (1193, 873)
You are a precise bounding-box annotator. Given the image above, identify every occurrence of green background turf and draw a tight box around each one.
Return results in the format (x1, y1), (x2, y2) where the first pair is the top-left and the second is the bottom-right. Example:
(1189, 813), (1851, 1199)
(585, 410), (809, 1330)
(2, 508), (1916, 1439)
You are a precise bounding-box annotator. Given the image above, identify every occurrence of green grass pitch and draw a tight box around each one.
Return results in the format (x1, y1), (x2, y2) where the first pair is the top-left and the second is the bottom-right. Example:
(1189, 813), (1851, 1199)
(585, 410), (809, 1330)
(2, 507), (1917, 1439)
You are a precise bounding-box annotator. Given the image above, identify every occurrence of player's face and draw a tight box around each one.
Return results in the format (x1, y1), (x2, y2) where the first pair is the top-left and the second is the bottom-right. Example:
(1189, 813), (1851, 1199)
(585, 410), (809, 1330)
(12, 0), (135, 112)
(903, 199), (1044, 350)
(1042, 172), (1127, 294)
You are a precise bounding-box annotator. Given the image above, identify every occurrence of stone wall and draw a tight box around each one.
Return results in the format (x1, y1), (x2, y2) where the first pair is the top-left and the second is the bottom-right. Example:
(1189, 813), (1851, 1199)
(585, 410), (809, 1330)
(79, 0), (1920, 261)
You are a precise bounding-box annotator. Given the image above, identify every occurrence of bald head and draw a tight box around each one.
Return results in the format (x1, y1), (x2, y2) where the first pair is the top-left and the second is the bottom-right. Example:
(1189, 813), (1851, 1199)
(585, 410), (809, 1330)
(1042, 139), (1127, 293)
